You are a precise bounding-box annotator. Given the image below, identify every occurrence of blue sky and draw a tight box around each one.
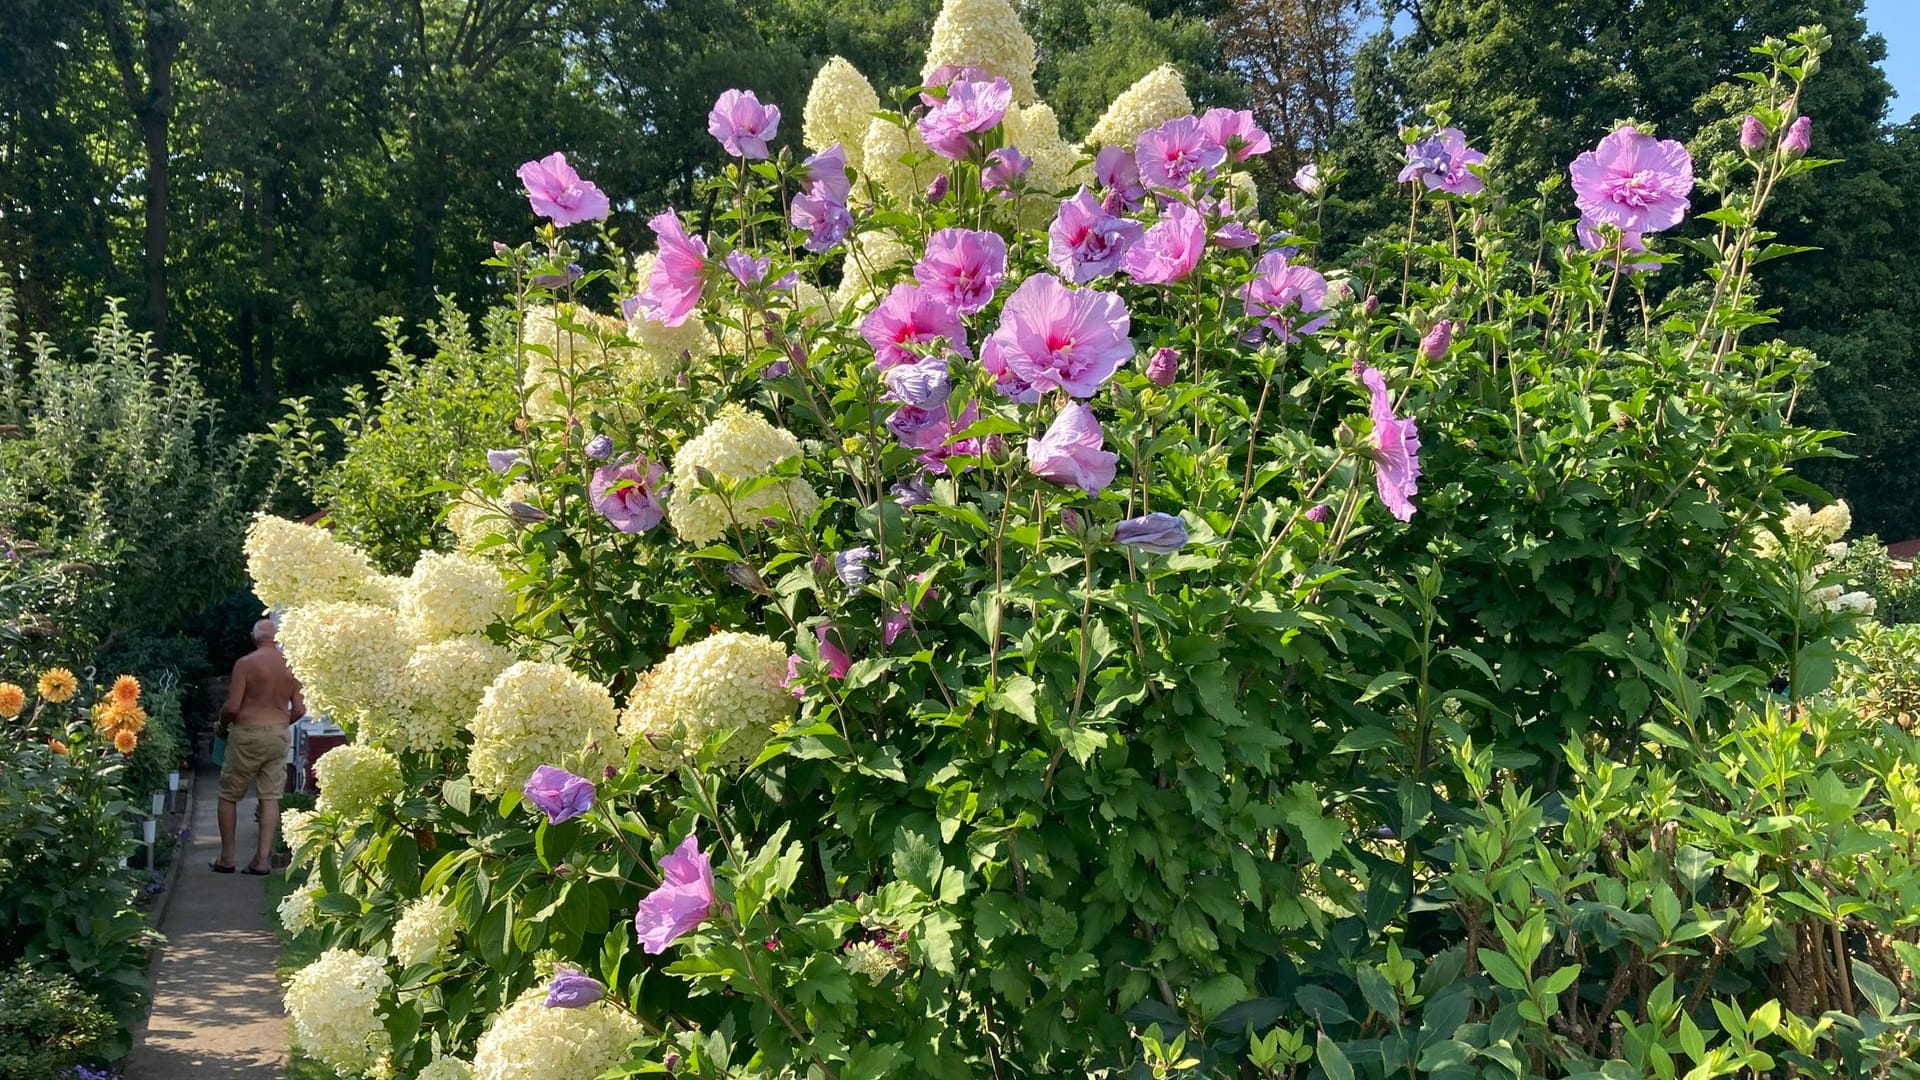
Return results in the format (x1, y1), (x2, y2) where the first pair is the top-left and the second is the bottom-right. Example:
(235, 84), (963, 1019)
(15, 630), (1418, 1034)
(1865, 0), (1918, 120)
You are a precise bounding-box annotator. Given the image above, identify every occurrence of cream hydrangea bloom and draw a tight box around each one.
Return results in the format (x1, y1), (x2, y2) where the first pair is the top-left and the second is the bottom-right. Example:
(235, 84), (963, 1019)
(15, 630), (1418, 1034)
(285, 948), (391, 1076)
(666, 405), (820, 545)
(278, 882), (323, 934)
(803, 56), (882, 171)
(922, 0), (1038, 103)
(521, 304), (633, 421)
(363, 636), (515, 753)
(859, 117), (941, 206)
(621, 631), (795, 771)
(831, 226), (913, 313)
(400, 552), (510, 641)
(446, 484), (532, 557)
(282, 808), (321, 863)
(278, 602), (416, 725)
(467, 661), (620, 796)
(360, 573), (411, 608)
(314, 742), (403, 819)
(244, 515), (374, 611)
(1082, 64), (1192, 150)
(472, 986), (641, 1080)
(418, 1057), (475, 1080)
(1004, 102), (1083, 196)
(390, 895), (459, 968)
(1811, 500), (1851, 542)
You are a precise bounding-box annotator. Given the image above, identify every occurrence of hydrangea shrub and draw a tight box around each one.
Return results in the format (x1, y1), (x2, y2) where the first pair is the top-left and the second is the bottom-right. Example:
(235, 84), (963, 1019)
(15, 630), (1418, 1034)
(268, 9), (1876, 1078)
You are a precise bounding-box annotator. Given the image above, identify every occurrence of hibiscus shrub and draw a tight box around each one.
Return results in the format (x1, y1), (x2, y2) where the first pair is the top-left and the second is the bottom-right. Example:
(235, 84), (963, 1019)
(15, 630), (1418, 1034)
(269, 8), (1862, 1079)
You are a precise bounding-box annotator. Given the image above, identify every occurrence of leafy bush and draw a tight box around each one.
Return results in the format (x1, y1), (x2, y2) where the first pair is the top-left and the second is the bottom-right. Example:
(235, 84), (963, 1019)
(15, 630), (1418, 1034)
(0, 668), (164, 1045)
(271, 297), (522, 573)
(0, 961), (115, 1080)
(264, 9), (1873, 1080)
(0, 288), (271, 667)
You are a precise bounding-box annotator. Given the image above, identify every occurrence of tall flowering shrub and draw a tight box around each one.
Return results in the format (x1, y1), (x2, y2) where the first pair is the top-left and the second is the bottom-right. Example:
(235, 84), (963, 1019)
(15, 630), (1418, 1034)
(271, 11), (1861, 1078)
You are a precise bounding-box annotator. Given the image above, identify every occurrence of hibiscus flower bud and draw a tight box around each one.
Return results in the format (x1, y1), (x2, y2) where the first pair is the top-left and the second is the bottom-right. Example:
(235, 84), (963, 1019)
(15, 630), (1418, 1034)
(1419, 320), (1453, 363)
(925, 173), (950, 204)
(1305, 503), (1333, 524)
(1739, 115), (1767, 153)
(1145, 347), (1179, 387)
(1781, 115), (1811, 157)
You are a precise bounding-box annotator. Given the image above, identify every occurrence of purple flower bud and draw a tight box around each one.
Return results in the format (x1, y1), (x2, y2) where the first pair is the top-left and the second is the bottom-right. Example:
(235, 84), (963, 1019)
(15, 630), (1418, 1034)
(1305, 504), (1332, 524)
(892, 475), (932, 507)
(583, 434), (614, 460)
(1060, 507), (1084, 535)
(492, 241), (510, 256)
(834, 546), (876, 586)
(1420, 320), (1453, 363)
(531, 263), (584, 289)
(1781, 115), (1811, 157)
(603, 764), (618, 780)
(507, 501), (550, 523)
(925, 173), (950, 204)
(1362, 295), (1380, 317)
(1739, 115), (1767, 153)
(1114, 511), (1188, 554)
(762, 360), (791, 379)
(1294, 163), (1322, 194)
(664, 1053), (681, 1074)
(486, 449), (524, 474)
(522, 765), (595, 824)
(544, 969), (606, 1009)
(1145, 347), (1179, 387)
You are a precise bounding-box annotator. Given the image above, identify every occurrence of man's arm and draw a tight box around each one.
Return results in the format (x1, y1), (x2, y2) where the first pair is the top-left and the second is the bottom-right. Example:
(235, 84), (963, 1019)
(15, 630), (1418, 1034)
(220, 667), (247, 735)
(290, 682), (305, 723)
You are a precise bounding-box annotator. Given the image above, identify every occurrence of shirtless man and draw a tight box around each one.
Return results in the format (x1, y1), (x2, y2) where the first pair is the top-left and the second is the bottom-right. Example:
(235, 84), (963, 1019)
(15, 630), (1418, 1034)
(213, 618), (304, 874)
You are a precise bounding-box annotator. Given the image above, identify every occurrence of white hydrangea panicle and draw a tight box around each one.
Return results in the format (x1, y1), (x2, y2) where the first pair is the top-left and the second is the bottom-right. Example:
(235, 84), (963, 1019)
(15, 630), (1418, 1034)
(278, 601), (418, 726)
(803, 56), (882, 171)
(314, 742), (403, 818)
(418, 1057), (475, 1080)
(859, 116), (941, 205)
(1004, 102), (1084, 197)
(366, 636), (515, 753)
(1082, 64), (1192, 150)
(620, 631), (795, 771)
(244, 514), (374, 611)
(400, 552), (510, 641)
(521, 304), (633, 421)
(389, 895), (460, 968)
(447, 485), (530, 557)
(281, 807), (321, 864)
(1811, 500), (1851, 542)
(831, 227), (913, 313)
(360, 573), (411, 608)
(471, 986), (643, 1080)
(466, 661), (621, 796)
(922, 0), (1039, 103)
(278, 882), (323, 934)
(665, 405), (820, 546)
(284, 948), (391, 1076)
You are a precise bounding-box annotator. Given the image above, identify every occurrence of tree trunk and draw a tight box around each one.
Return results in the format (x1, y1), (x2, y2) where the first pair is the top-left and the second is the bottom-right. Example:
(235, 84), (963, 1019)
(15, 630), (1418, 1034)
(98, 0), (182, 354)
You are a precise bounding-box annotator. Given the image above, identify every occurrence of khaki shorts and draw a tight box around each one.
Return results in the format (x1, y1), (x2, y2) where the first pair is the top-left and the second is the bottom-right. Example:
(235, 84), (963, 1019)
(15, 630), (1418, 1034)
(220, 726), (290, 802)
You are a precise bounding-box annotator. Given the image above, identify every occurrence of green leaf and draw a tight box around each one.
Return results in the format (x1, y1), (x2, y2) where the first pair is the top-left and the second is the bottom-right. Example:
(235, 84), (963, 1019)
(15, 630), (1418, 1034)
(891, 828), (944, 897)
(1281, 783), (1346, 863)
(1316, 1032), (1356, 1080)
(1477, 949), (1530, 992)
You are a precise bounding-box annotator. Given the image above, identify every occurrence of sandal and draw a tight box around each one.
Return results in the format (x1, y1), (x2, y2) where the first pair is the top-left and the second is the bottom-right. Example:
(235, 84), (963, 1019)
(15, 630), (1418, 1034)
(242, 864), (271, 876)
(210, 861), (236, 874)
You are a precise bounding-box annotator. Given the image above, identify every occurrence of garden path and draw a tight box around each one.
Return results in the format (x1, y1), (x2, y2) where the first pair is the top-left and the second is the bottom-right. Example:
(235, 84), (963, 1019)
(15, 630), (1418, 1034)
(124, 763), (288, 1079)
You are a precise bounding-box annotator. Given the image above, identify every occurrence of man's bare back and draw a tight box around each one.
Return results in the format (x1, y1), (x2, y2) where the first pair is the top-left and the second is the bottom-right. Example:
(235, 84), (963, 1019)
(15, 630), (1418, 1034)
(222, 621), (305, 731)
